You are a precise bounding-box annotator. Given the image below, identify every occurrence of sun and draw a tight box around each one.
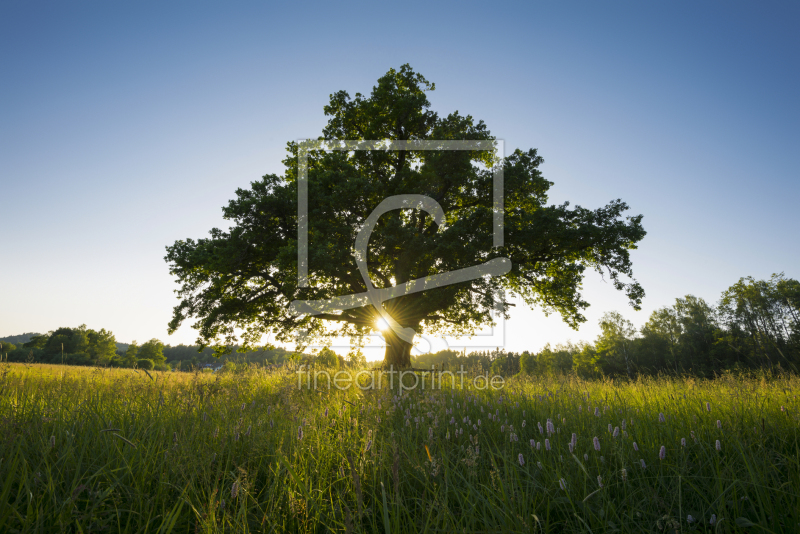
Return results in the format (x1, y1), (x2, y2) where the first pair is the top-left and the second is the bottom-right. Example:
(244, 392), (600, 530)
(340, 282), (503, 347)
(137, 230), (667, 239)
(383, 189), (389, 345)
(376, 318), (390, 330)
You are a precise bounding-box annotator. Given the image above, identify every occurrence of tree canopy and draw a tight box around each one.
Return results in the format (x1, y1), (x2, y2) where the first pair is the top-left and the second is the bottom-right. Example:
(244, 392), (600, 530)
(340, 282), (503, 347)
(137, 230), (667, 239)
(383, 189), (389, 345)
(165, 64), (646, 367)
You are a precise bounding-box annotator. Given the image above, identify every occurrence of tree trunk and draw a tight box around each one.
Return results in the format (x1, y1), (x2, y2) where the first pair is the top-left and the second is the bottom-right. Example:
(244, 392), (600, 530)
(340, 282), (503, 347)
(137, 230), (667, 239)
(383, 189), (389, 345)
(381, 323), (417, 369)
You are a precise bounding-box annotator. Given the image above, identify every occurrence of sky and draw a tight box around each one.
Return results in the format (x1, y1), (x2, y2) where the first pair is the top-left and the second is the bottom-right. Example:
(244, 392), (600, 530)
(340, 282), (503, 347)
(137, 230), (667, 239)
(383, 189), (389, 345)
(1, 1), (798, 360)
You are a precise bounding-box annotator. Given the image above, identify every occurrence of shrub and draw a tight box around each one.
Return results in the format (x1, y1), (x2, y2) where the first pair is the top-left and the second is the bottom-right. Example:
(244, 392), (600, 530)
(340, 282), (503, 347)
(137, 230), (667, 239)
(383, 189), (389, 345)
(222, 361), (237, 373)
(316, 347), (340, 369)
(137, 359), (154, 370)
(154, 363), (170, 372)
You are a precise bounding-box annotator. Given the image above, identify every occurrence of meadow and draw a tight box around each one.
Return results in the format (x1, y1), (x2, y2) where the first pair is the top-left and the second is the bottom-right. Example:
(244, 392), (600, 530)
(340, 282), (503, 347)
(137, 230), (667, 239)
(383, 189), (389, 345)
(0, 360), (798, 533)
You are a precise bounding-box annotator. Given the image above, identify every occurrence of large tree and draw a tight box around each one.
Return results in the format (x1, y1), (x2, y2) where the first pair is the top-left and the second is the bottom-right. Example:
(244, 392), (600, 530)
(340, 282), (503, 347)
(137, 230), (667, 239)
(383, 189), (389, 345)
(165, 65), (646, 368)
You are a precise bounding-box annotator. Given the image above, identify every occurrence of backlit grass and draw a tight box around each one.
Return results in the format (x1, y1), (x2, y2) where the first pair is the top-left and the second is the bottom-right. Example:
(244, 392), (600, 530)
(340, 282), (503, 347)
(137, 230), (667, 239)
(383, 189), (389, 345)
(1, 361), (798, 533)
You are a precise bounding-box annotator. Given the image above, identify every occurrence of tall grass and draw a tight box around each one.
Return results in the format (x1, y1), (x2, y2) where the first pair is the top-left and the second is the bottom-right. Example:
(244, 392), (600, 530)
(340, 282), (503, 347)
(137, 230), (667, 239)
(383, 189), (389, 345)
(0, 361), (798, 533)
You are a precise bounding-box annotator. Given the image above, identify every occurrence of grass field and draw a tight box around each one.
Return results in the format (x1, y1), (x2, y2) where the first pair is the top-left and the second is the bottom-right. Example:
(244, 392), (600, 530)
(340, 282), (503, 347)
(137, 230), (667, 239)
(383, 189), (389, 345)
(0, 361), (798, 533)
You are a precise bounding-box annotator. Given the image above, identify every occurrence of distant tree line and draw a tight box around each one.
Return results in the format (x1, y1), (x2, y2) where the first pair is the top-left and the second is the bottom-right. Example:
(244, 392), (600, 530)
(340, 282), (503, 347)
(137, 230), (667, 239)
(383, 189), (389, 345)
(2, 273), (797, 377)
(0, 328), (304, 371)
(410, 273), (800, 378)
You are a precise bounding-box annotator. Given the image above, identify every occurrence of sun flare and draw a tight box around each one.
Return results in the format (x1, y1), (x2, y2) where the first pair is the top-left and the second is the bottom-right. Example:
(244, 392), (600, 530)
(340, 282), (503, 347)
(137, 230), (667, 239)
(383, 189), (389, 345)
(376, 318), (390, 330)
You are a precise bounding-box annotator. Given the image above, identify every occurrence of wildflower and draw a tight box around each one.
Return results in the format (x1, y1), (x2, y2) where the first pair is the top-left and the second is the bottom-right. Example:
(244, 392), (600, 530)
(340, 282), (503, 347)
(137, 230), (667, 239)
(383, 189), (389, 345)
(297, 426), (303, 440)
(571, 433), (577, 447)
(681, 437), (686, 447)
(522, 420), (526, 428)
(214, 427), (219, 438)
(715, 439), (721, 451)
(545, 439), (551, 450)
(537, 461), (543, 469)
(446, 430), (450, 440)
(620, 468), (627, 481)
(241, 403), (246, 411)
(621, 419), (626, 430)
(593, 436), (601, 451)
(518, 453), (525, 466)
(659, 412), (665, 423)
(710, 514), (717, 525)
(245, 425), (251, 437)
(568, 442), (574, 453)
(640, 459), (646, 469)
(594, 407), (600, 417)
(501, 425), (505, 433)
(477, 419), (481, 426)
(50, 436), (55, 448)
(597, 475), (603, 488)
(538, 422), (543, 434)
(530, 439), (535, 448)
(584, 453), (588, 461)
(365, 439), (372, 452)
(659, 445), (666, 460)
(234, 432), (240, 442)
(559, 478), (567, 491)
(231, 482), (239, 499)
(269, 420), (274, 429)
(221, 499), (225, 512)
(633, 441), (639, 451)
(537, 441), (541, 451)
(706, 402), (711, 412)
(324, 407), (328, 417)
(687, 515), (694, 524)
(608, 424), (613, 433)
(716, 420), (722, 429)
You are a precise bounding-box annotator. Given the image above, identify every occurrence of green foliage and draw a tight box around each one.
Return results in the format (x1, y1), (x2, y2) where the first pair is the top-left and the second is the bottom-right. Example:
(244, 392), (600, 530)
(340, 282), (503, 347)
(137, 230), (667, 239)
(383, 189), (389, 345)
(315, 347), (340, 369)
(519, 350), (535, 374)
(138, 338), (165, 365)
(165, 64), (646, 367)
(136, 358), (154, 370)
(86, 328), (117, 365)
(595, 311), (636, 377)
(123, 341), (139, 367)
(0, 341), (16, 353)
(23, 334), (49, 350)
(719, 273), (800, 370)
(489, 351), (520, 377)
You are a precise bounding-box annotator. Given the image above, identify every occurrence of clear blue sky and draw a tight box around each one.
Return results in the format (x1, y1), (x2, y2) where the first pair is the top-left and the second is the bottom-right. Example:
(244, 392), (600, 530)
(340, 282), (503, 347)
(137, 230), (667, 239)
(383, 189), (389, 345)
(1, 1), (798, 358)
